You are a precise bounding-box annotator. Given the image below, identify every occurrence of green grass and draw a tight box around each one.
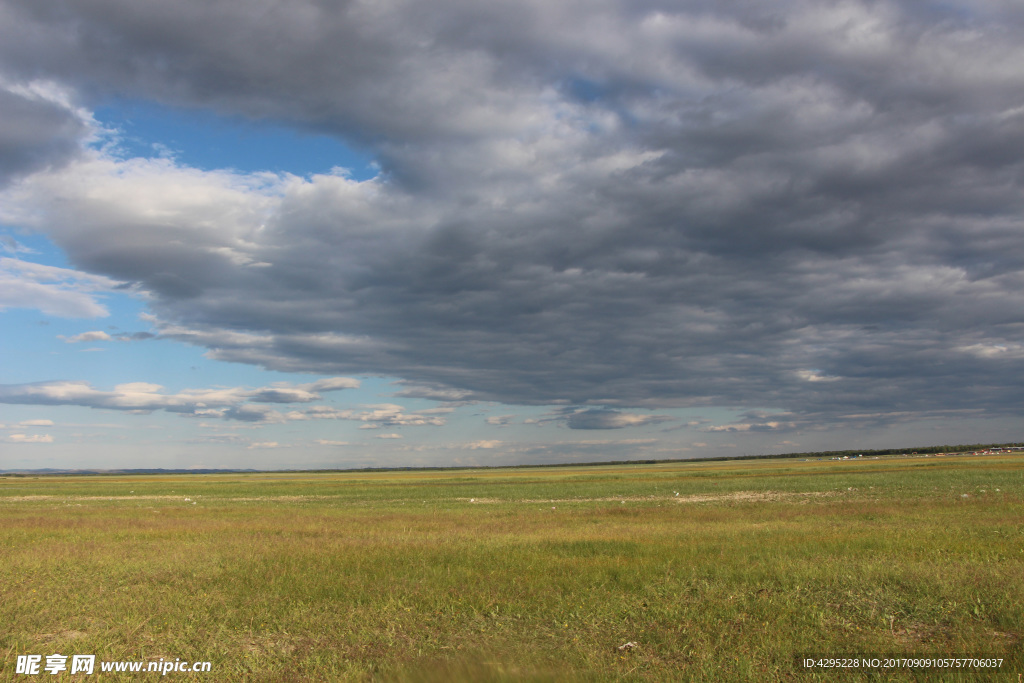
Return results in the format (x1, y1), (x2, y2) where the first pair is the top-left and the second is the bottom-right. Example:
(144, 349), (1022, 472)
(1, 454), (1022, 681)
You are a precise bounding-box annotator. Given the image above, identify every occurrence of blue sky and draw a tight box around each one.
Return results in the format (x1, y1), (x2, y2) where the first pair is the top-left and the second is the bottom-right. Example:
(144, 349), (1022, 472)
(96, 100), (379, 180)
(2, 0), (1023, 469)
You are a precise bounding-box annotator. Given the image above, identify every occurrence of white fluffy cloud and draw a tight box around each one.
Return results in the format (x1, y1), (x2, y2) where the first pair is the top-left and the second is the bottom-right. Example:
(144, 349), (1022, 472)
(7, 433), (54, 443)
(0, 257), (120, 318)
(60, 330), (112, 343)
(465, 440), (502, 449)
(304, 403), (446, 427)
(706, 422), (797, 433)
(565, 409), (673, 430)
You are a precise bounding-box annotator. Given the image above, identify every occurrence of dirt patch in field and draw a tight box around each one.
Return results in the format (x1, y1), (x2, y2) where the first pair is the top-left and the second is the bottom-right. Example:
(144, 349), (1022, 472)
(673, 490), (837, 503)
(460, 491), (841, 504)
(35, 629), (89, 644)
(242, 634), (300, 657)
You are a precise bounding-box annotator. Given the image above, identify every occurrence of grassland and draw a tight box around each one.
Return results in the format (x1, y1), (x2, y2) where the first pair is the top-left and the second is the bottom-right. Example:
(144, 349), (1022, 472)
(1, 453), (1022, 681)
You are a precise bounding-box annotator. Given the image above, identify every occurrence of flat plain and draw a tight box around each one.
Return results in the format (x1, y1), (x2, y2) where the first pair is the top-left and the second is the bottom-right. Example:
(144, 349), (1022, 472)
(1, 453), (1022, 681)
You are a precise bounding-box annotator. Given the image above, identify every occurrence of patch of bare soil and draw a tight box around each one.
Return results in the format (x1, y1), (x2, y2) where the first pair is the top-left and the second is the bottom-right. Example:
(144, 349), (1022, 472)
(35, 630), (89, 644)
(672, 490), (837, 503)
(455, 491), (841, 504)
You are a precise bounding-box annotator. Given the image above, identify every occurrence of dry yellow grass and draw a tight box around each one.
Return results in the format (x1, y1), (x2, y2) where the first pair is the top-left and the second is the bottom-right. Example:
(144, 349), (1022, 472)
(1, 454), (1022, 681)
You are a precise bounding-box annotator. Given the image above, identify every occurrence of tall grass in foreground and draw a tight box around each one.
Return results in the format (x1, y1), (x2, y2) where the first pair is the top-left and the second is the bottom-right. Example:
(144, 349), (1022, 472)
(1, 455), (1021, 681)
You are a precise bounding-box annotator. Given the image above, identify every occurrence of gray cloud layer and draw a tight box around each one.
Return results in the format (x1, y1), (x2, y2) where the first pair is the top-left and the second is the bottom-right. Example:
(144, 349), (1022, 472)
(2, 0), (1024, 429)
(0, 86), (86, 186)
(0, 378), (360, 422)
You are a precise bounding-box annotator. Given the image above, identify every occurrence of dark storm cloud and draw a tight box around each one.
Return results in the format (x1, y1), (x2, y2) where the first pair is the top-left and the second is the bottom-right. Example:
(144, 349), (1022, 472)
(0, 86), (88, 187)
(3, 0), (1024, 427)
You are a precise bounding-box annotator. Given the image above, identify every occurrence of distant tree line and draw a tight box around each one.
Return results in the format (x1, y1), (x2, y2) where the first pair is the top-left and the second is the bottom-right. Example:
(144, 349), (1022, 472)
(716, 442), (1024, 463)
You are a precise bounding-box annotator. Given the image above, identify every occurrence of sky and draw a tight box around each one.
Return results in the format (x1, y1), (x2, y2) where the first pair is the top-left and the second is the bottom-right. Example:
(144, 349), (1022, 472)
(2, 0), (1023, 470)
